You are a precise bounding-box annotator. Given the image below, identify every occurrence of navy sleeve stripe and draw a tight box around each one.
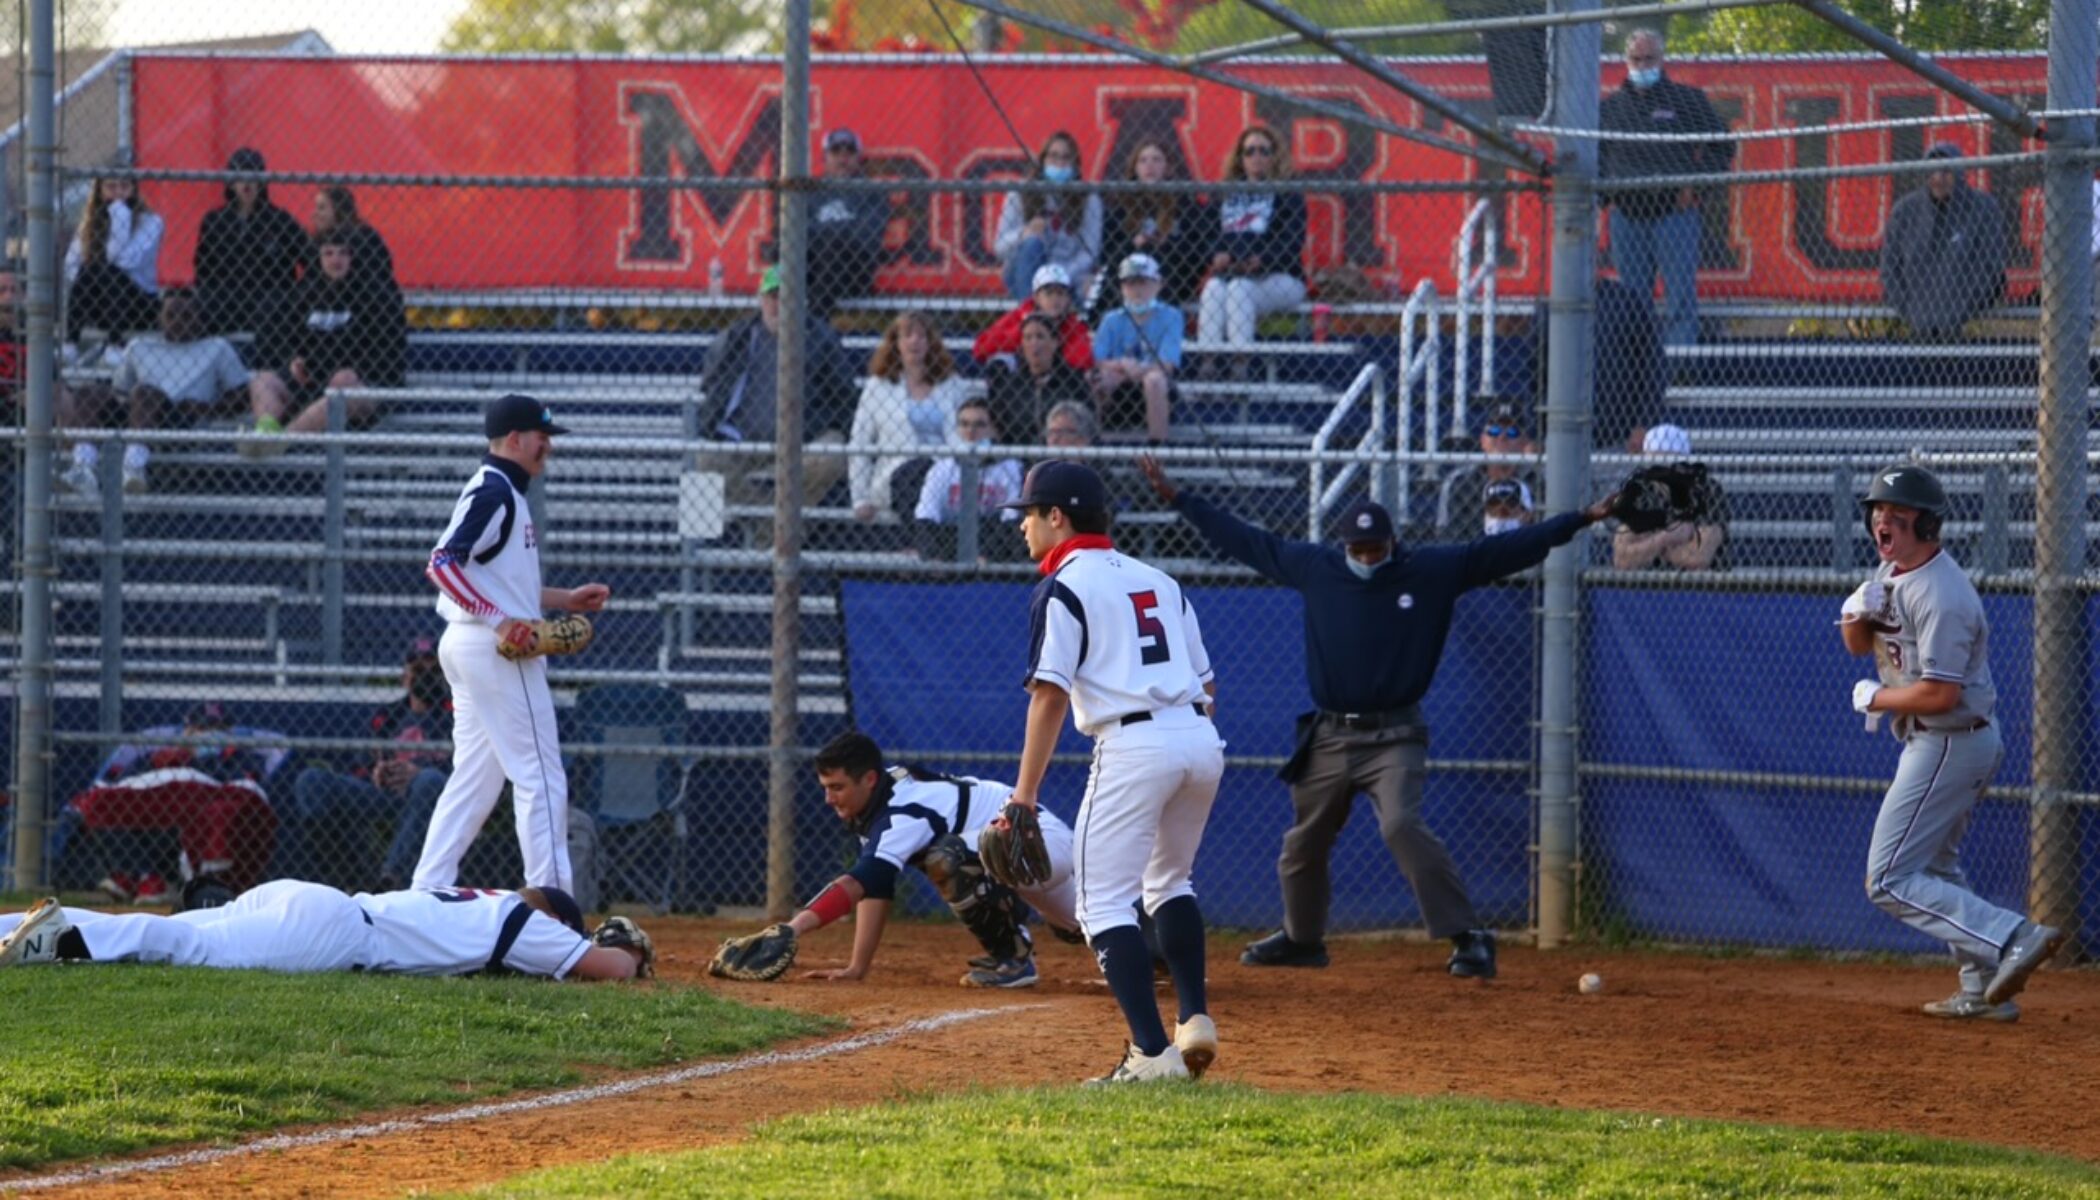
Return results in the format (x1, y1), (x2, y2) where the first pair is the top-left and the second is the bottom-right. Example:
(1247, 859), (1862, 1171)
(442, 474), (517, 562)
(1023, 576), (1089, 685)
(847, 855), (901, 900)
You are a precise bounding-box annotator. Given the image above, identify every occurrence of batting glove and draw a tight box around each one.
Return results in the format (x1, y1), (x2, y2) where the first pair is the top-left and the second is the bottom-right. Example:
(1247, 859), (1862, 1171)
(1851, 680), (1881, 714)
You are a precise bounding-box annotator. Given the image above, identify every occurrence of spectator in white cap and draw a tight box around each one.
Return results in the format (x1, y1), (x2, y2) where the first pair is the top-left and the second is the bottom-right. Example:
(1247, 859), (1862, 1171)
(1613, 422), (1726, 571)
(993, 130), (1103, 301)
(972, 261), (1095, 374)
(1093, 253), (1184, 443)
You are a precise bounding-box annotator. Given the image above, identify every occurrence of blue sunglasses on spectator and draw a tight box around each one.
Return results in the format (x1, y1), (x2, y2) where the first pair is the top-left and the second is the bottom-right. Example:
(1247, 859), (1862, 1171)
(1483, 424), (1523, 437)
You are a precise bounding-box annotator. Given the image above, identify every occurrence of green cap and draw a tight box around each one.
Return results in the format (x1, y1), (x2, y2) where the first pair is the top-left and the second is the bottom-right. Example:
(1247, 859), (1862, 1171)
(760, 265), (781, 294)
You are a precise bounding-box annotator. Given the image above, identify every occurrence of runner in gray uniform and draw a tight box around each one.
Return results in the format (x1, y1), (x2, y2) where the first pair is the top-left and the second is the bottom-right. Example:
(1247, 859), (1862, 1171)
(1842, 465), (2062, 1021)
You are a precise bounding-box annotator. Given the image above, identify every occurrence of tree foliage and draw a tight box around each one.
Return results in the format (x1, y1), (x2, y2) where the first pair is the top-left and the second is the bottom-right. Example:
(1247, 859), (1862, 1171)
(1666, 0), (2050, 55)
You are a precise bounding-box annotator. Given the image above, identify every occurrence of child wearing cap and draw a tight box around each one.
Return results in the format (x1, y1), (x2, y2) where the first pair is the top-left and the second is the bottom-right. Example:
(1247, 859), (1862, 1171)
(1092, 253), (1183, 442)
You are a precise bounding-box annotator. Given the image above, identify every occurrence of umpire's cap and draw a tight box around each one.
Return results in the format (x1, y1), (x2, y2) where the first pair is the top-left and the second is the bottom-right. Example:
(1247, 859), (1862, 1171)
(1861, 463), (1947, 540)
(1334, 498), (1395, 544)
(1000, 459), (1110, 515)
(486, 393), (569, 439)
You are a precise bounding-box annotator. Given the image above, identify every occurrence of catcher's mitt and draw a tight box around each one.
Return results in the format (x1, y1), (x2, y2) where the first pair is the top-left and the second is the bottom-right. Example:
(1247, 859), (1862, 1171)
(497, 614), (594, 662)
(591, 915), (656, 979)
(709, 923), (797, 982)
(1610, 462), (1720, 534)
(978, 802), (1052, 889)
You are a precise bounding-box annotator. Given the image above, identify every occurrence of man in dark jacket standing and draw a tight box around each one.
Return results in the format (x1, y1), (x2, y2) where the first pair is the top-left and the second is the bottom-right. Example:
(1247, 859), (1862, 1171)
(1880, 142), (2009, 339)
(193, 147), (308, 336)
(1599, 29), (1733, 347)
(1138, 456), (1615, 981)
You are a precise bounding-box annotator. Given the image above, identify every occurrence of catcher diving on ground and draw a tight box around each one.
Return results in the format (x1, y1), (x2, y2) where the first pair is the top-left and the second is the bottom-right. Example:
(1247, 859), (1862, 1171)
(709, 731), (1081, 988)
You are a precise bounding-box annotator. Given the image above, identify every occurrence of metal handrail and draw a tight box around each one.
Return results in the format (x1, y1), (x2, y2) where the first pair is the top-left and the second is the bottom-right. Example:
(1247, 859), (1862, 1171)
(1306, 363), (1388, 540)
(1395, 278), (1441, 516)
(1452, 197), (1499, 436)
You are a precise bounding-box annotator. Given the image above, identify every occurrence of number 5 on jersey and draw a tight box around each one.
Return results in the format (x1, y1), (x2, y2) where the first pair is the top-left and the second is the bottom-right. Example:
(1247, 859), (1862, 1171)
(1129, 590), (1171, 665)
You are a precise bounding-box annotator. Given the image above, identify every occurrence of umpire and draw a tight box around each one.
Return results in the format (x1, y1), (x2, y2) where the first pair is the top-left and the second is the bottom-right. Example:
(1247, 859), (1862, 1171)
(1137, 456), (1613, 978)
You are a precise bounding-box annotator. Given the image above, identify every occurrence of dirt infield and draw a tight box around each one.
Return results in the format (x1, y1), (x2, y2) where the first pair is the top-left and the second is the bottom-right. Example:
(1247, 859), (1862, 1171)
(15, 917), (2099, 1198)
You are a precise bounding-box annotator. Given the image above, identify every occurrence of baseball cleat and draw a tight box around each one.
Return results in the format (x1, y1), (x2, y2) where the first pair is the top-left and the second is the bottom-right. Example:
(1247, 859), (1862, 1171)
(1448, 929), (1499, 979)
(1983, 922), (2064, 1006)
(1239, 929), (1329, 968)
(960, 956), (1038, 989)
(1922, 992), (2019, 1022)
(1084, 1042), (1190, 1085)
(1174, 1014), (1218, 1079)
(0, 899), (73, 967)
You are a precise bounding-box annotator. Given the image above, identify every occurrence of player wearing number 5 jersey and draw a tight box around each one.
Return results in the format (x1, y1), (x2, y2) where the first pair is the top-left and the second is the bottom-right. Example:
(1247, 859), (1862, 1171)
(999, 460), (1225, 1084)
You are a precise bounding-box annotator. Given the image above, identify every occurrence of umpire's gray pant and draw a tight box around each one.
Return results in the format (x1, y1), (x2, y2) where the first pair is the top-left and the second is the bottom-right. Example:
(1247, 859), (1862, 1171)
(1865, 722), (2022, 993)
(1280, 716), (1478, 943)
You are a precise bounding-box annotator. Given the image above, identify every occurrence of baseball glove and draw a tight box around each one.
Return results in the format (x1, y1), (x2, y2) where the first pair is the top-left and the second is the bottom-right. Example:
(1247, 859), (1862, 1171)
(708, 923), (797, 982)
(591, 916), (656, 979)
(1609, 462), (1719, 534)
(497, 614), (594, 662)
(978, 802), (1052, 889)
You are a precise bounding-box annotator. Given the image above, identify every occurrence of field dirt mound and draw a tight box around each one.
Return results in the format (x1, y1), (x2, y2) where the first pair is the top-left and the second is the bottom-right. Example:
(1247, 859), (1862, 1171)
(13, 917), (2098, 1198)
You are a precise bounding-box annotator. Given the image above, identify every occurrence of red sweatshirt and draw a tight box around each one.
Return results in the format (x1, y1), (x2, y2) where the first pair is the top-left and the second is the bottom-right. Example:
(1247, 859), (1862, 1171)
(971, 300), (1094, 372)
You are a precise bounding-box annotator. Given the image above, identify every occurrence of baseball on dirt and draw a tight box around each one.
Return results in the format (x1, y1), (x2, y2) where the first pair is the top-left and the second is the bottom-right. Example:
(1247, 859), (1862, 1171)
(1578, 972), (1604, 995)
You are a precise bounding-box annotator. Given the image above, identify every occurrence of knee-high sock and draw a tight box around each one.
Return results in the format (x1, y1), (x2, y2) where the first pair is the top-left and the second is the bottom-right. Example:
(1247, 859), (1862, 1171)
(1090, 924), (1168, 1056)
(1151, 894), (1207, 1023)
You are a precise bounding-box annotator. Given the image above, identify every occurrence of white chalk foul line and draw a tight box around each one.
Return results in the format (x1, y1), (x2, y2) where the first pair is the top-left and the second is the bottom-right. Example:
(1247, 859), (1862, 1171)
(2, 1004), (1032, 1194)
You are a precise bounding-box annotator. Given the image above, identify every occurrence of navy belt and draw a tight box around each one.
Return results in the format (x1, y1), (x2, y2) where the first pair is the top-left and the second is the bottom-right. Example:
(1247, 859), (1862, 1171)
(1120, 703), (1209, 727)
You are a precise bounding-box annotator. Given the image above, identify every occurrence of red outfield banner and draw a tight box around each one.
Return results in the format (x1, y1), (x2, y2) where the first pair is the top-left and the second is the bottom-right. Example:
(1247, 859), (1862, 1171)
(131, 53), (2050, 301)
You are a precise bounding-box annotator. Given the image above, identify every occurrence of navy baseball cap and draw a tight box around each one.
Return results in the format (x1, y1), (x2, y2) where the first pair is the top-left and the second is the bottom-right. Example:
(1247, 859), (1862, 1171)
(1000, 460), (1111, 514)
(485, 393), (569, 439)
(1334, 499), (1395, 544)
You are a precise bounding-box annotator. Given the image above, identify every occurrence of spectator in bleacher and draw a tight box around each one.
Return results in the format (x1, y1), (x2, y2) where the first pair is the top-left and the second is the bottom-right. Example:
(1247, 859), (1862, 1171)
(1879, 142), (2009, 341)
(850, 311), (968, 523)
(65, 175), (164, 347)
(911, 398), (1025, 562)
(693, 265), (855, 508)
(281, 638), (451, 891)
(59, 289), (251, 498)
(1093, 253), (1183, 444)
(245, 231), (408, 455)
(1599, 29), (1733, 348)
(1612, 423), (1726, 571)
(1439, 401), (1540, 541)
(807, 128), (891, 319)
(973, 263), (1094, 373)
(994, 131), (1104, 302)
(1042, 399), (1098, 451)
(193, 147), (308, 337)
(306, 185), (400, 296)
(1089, 139), (1205, 320)
(986, 312), (1093, 447)
(1197, 125), (1308, 375)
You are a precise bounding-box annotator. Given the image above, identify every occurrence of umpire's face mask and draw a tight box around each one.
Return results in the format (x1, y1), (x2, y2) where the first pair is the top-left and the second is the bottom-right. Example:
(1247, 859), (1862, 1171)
(1344, 540), (1392, 579)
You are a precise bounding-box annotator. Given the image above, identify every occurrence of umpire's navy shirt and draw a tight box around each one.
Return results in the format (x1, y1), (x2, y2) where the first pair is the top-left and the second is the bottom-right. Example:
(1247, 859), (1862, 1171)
(1174, 494), (1589, 714)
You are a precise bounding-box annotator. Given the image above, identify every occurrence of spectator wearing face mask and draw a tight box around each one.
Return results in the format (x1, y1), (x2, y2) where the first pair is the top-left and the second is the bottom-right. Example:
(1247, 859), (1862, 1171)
(993, 131), (1104, 302)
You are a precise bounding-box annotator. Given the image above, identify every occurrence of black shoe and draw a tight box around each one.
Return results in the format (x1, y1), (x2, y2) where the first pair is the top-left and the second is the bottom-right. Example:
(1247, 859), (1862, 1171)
(1239, 929), (1329, 968)
(1448, 929), (1498, 979)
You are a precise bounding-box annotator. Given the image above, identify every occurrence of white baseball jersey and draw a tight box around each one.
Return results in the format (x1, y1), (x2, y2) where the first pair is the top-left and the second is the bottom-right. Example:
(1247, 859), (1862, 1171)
(428, 456), (541, 626)
(1026, 546), (1214, 736)
(1869, 548), (1995, 730)
(355, 887), (592, 978)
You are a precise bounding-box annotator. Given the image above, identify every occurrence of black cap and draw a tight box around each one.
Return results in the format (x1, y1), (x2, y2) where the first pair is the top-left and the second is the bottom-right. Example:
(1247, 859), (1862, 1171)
(1485, 479), (1526, 507)
(184, 701), (231, 730)
(406, 636), (438, 662)
(227, 147), (266, 172)
(1482, 401), (1526, 431)
(1334, 498), (1395, 544)
(485, 393), (569, 439)
(999, 460), (1111, 514)
(1925, 141), (1963, 161)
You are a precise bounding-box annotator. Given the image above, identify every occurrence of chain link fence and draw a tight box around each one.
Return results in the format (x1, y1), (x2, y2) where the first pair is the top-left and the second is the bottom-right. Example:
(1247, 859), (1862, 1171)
(2, 1), (2092, 965)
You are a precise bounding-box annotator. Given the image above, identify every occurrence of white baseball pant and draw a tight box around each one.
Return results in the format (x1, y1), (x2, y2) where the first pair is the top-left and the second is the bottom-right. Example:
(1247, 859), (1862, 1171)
(1071, 708), (1226, 936)
(0, 880), (376, 971)
(412, 621), (573, 891)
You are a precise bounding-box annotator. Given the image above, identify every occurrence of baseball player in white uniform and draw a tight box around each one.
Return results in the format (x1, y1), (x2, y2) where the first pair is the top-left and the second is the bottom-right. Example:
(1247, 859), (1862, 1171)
(415, 394), (610, 893)
(757, 731), (1080, 987)
(1000, 460), (1225, 1083)
(1842, 464), (2062, 1020)
(0, 881), (645, 979)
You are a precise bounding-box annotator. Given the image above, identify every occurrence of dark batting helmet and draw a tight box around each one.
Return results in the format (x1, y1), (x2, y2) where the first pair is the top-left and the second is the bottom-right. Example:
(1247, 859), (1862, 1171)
(1860, 464), (1947, 541)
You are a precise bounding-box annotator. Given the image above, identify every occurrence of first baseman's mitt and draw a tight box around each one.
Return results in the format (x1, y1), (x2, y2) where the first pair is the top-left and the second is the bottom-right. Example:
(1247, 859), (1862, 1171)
(1610, 462), (1719, 534)
(709, 923), (797, 982)
(978, 802), (1052, 889)
(591, 916), (656, 979)
(498, 614), (594, 662)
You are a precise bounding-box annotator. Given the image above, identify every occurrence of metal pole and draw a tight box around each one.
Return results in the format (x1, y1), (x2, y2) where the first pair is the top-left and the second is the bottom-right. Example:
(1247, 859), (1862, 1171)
(2029, 0), (2094, 950)
(11, 0), (57, 891)
(1535, 0), (1601, 951)
(767, 0), (812, 921)
(322, 394), (347, 665)
(98, 450), (123, 736)
(956, 454), (981, 565)
(1789, 0), (2039, 139)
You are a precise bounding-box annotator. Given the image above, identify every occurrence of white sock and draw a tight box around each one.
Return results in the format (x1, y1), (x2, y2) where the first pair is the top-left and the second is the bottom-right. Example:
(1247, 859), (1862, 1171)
(71, 443), (97, 468)
(122, 443), (149, 471)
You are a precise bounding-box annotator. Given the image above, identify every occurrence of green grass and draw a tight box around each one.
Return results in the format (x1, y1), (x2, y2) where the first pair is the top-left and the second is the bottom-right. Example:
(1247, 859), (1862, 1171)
(0, 967), (833, 1168)
(455, 1087), (2100, 1200)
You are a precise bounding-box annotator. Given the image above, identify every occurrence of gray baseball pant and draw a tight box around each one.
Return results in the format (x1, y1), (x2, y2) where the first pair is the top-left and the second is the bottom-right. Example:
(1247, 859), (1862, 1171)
(1865, 722), (2022, 992)
(1279, 719), (1478, 943)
